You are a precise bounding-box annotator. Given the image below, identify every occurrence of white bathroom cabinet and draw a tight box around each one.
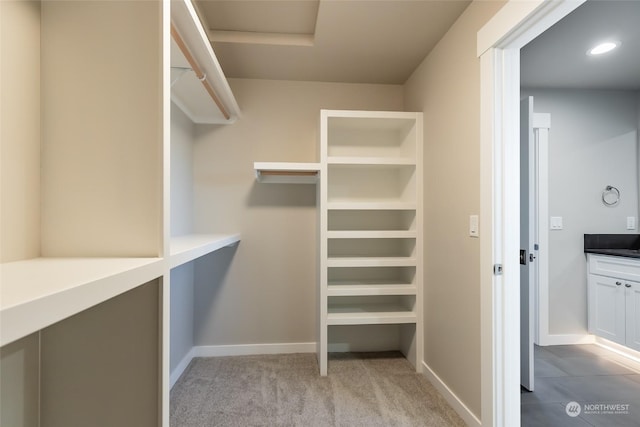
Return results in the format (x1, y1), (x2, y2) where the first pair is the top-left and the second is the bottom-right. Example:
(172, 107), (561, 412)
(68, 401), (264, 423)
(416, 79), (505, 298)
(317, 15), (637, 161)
(587, 254), (640, 351)
(318, 110), (423, 375)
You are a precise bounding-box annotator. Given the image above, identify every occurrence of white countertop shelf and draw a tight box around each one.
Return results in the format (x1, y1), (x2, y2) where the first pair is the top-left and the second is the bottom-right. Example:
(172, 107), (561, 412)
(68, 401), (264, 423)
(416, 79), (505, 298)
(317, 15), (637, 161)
(0, 257), (164, 346)
(327, 304), (416, 325)
(327, 257), (417, 268)
(254, 162), (320, 184)
(170, 233), (241, 268)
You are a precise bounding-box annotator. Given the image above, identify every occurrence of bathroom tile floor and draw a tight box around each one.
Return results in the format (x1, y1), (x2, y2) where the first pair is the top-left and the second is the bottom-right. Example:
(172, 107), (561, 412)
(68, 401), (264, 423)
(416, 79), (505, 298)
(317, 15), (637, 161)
(521, 344), (640, 427)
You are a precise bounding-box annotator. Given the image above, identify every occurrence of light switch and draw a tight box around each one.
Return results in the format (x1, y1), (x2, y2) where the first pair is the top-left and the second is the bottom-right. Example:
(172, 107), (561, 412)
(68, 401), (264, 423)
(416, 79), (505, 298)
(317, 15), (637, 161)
(550, 216), (563, 230)
(627, 216), (636, 230)
(469, 215), (479, 237)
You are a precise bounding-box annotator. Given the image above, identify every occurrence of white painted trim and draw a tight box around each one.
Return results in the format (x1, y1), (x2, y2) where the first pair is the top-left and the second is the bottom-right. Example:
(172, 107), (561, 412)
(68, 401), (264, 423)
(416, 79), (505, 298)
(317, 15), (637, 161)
(596, 337), (640, 372)
(533, 115), (551, 347)
(422, 361), (481, 427)
(477, 0), (585, 56)
(479, 49), (499, 427)
(193, 342), (317, 358)
(540, 334), (595, 346)
(478, 1), (586, 425)
(170, 347), (196, 389)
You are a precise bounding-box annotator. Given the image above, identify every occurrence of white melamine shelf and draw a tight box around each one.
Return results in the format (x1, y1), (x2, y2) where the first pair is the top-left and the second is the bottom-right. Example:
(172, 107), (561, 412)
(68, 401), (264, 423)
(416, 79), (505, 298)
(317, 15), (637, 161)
(327, 304), (416, 325)
(327, 202), (417, 211)
(0, 257), (164, 347)
(327, 257), (417, 268)
(170, 233), (241, 268)
(327, 284), (417, 296)
(327, 157), (416, 165)
(327, 230), (417, 239)
(254, 162), (320, 184)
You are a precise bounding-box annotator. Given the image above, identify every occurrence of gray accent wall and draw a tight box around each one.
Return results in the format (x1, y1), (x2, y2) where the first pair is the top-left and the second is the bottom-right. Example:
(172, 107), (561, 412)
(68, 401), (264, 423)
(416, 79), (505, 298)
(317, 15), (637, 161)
(522, 89), (640, 335)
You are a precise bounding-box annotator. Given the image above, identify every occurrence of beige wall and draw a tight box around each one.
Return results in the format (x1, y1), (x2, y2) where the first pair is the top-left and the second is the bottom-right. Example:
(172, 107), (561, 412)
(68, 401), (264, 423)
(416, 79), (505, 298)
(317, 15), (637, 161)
(191, 78), (403, 345)
(0, 0), (41, 262)
(403, 0), (506, 418)
(39, 1), (162, 257)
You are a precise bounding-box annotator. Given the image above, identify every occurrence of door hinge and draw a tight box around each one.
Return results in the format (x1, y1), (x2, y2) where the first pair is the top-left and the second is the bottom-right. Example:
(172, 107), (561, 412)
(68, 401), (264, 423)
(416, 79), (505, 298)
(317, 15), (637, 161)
(493, 264), (503, 275)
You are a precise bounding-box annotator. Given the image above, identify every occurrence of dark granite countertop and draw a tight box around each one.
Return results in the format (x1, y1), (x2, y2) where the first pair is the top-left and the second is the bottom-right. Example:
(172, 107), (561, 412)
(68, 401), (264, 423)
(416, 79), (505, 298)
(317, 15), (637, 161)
(584, 234), (640, 259)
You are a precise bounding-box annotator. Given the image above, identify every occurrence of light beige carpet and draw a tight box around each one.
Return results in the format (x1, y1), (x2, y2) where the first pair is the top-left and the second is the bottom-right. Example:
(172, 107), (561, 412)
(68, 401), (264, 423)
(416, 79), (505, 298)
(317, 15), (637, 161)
(170, 352), (466, 427)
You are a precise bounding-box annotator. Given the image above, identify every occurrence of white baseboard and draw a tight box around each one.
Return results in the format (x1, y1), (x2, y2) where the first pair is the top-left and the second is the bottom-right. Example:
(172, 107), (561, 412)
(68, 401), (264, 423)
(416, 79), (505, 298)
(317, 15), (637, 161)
(538, 333), (595, 346)
(170, 342), (316, 390)
(193, 342), (316, 357)
(595, 337), (640, 373)
(422, 361), (481, 427)
(170, 347), (196, 389)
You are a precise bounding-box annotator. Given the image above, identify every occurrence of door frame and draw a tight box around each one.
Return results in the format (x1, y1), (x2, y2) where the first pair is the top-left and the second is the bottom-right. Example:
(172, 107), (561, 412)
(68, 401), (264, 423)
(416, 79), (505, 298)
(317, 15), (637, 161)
(532, 113), (551, 346)
(477, 1), (586, 426)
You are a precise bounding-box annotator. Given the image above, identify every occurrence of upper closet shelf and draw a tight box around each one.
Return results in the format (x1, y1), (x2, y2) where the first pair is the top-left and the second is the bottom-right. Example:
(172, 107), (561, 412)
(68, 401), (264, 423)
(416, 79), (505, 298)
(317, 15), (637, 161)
(171, 0), (240, 124)
(0, 257), (164, 347)
(254, 162), (320, 184)
(170, 233), (241, 268)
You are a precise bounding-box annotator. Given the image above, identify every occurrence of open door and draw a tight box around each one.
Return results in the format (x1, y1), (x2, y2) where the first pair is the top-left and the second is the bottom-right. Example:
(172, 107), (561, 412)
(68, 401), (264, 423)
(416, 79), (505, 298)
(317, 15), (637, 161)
(520, 97), (536, 391)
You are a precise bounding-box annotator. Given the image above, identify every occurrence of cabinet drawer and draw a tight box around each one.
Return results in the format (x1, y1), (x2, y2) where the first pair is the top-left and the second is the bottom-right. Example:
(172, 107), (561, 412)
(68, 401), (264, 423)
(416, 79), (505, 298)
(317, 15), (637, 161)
(589, 254), (640, 282)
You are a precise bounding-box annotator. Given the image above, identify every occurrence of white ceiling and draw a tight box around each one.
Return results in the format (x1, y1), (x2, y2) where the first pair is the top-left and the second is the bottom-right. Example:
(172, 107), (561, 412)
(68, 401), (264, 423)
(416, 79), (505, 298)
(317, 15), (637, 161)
(194, 0), (471, 84)
(521, 0), (640, 90)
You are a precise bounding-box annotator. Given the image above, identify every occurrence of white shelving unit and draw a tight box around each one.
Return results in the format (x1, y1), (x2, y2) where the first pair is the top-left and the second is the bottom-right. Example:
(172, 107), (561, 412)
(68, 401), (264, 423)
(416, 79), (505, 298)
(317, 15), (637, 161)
(1, 0), (241, 425)
(318, 109), (423, 376)
(254, 162), (320, 184)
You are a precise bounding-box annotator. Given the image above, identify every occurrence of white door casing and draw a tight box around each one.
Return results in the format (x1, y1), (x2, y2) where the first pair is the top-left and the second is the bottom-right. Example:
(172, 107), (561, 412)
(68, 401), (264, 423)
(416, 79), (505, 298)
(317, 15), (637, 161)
(477, 1), (586, 426)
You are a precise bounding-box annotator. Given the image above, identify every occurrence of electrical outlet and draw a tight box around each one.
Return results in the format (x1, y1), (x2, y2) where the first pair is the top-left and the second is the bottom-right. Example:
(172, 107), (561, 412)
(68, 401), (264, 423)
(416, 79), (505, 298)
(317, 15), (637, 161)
(469, 215), (479, 237)
(550, 216), (563, 230)
(627, 216), (636, 230)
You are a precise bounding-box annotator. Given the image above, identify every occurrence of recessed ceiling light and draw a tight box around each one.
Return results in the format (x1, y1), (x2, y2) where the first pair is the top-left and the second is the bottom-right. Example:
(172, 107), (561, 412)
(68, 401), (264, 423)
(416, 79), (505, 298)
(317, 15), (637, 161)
(587, 41), (620, 56)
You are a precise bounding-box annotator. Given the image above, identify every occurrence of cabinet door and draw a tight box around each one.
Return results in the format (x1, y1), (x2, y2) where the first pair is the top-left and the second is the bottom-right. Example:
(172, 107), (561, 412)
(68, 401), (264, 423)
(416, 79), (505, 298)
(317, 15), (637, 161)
(625, 281), (640, 351)
(588, 274), (625, 344)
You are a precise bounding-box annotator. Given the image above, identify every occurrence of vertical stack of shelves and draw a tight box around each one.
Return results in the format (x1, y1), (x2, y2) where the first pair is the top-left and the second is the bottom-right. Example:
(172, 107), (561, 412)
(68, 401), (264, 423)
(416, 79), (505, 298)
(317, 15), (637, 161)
(318, 110), (423, 375)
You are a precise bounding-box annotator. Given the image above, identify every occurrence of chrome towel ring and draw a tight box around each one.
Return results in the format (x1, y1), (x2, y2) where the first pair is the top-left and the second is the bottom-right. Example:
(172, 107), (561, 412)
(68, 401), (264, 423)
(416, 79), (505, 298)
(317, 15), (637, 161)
(602, 185), (620, 207)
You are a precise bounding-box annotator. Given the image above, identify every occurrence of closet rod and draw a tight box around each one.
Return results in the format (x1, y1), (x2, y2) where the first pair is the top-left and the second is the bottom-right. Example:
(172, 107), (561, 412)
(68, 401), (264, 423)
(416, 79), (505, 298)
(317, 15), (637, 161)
(170, 24), (231, 120)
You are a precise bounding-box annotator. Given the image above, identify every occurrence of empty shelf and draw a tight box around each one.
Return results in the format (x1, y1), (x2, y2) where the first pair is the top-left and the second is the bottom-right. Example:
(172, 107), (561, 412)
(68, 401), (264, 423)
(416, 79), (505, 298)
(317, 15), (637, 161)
(327, 202), (417, 210)
(327, 157), (416, 165)
(327, 283), (417, 296)
(254, 162), (320, 184)
(327, 257), (417, 267)
(170, 233), (241, 268)
(327, 303), (416, 325)
(327, 230), (417, 239)
(0, 257), (164, 346)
